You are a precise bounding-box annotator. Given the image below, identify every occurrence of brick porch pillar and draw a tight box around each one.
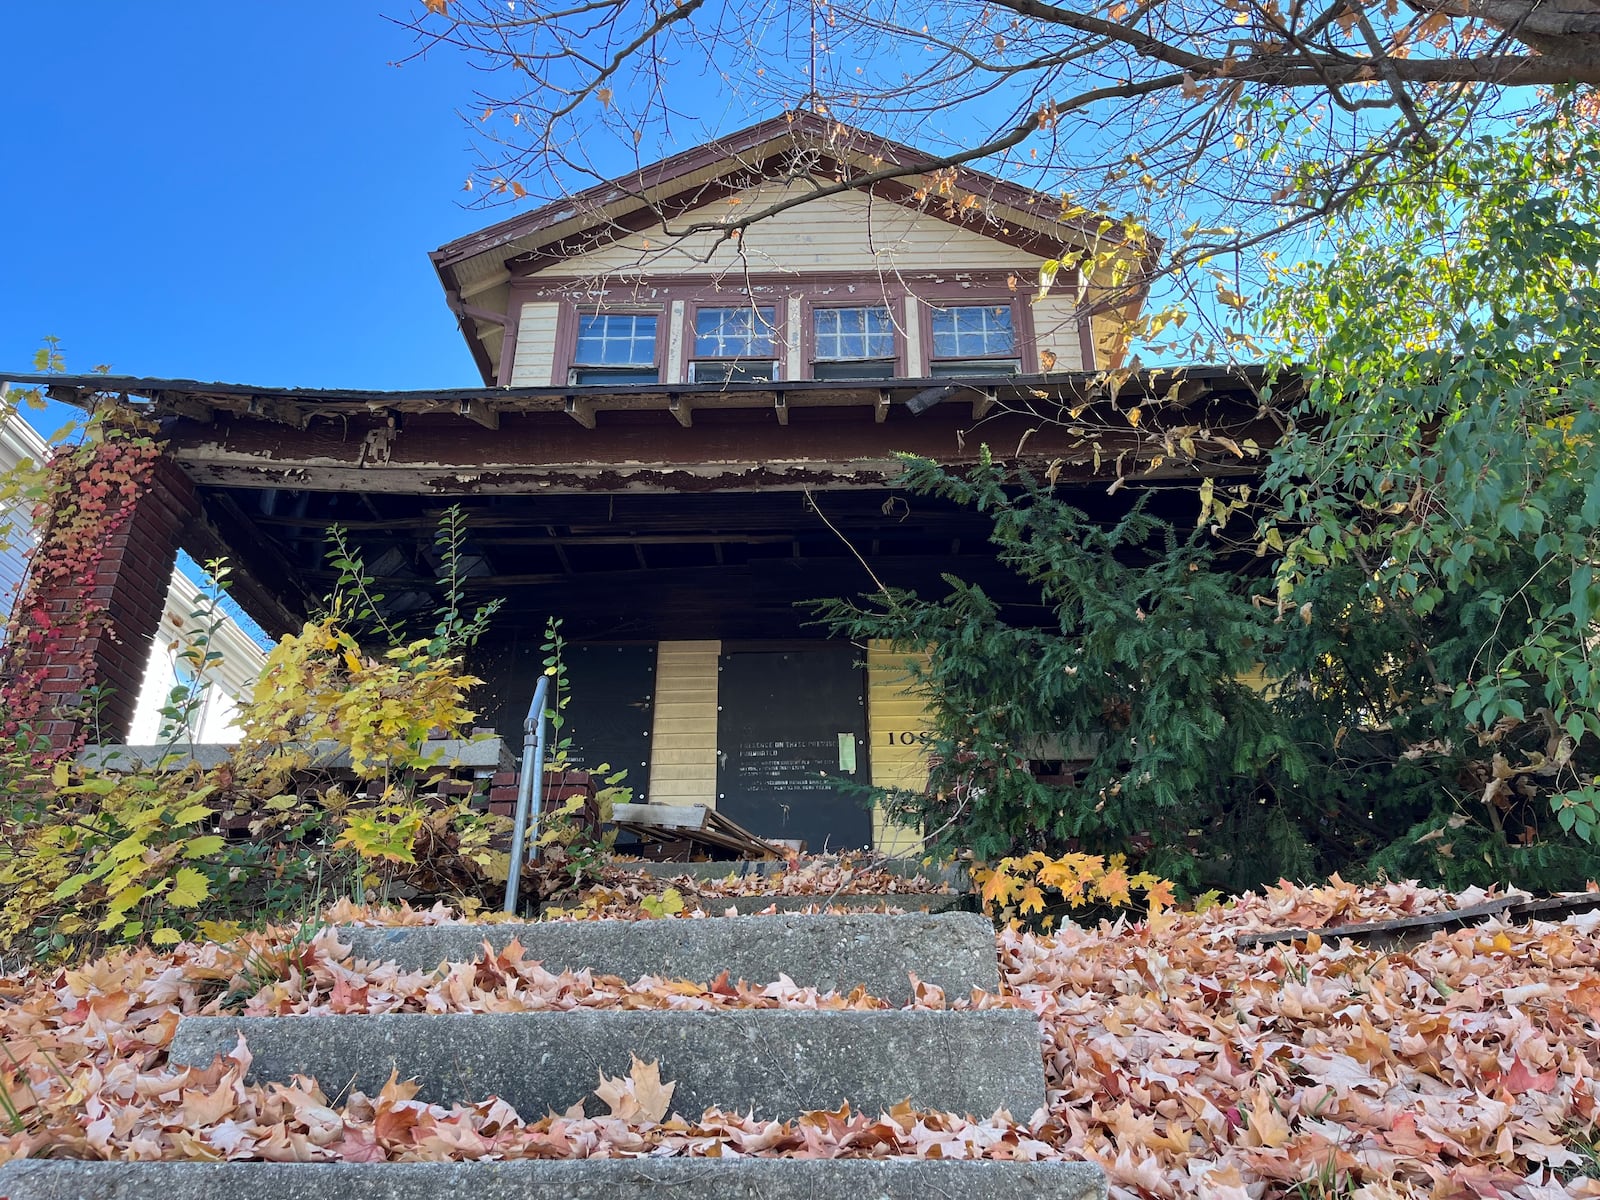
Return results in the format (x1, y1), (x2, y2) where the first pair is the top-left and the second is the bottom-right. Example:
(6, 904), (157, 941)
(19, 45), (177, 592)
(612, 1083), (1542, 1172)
(4, 455), (198, 748)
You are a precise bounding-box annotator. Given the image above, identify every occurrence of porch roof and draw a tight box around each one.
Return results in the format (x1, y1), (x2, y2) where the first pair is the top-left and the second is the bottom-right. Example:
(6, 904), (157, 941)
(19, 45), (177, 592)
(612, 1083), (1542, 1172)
(3, 363), (1278, 432)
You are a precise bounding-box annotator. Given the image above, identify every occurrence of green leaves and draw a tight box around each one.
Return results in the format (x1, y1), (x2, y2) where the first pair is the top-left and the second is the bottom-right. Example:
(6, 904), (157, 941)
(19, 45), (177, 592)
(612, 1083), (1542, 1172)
(814, 451), (1303, 887)
(1261, 97), (1600, 864)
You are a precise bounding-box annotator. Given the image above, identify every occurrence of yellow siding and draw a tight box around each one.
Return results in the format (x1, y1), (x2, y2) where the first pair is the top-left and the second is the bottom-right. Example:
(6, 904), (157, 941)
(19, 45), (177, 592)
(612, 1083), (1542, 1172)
(510, 301), (561, 386)
(1237, 663), (1281, 699)
(1031, 296), (1084, 372)
(533, 183), (1046, 281)
(865, 640), (933, 855)
(647, 640), (721, 807)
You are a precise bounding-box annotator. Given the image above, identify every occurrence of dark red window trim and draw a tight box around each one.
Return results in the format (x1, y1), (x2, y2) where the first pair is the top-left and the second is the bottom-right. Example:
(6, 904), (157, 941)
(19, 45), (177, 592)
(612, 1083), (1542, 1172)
(519, 268), (1076, 384)
(918, 294), (1036, 375)
(685, 297), (786, 381)
(550, 302), (672, 386)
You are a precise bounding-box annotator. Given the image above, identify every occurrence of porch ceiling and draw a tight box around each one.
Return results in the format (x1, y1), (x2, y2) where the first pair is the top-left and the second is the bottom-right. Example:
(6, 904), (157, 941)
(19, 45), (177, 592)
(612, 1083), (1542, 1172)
(192, 481), (1224, 642)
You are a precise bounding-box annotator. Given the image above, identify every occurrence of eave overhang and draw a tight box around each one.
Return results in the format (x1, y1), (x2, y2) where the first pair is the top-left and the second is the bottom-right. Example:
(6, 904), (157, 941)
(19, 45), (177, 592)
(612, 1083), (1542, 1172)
(3, 364), (1277, 432)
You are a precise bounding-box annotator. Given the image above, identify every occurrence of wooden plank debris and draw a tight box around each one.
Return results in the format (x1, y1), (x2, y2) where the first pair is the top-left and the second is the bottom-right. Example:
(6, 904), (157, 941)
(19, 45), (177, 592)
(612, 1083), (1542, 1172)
(610, 803), (783, 860)
(1235, 891), (1600, 952)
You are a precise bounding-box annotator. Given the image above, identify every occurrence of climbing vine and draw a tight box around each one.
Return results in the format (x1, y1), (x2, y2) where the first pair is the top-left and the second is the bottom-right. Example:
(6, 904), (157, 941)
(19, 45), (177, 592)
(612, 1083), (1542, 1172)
(0, 354), (164, 756)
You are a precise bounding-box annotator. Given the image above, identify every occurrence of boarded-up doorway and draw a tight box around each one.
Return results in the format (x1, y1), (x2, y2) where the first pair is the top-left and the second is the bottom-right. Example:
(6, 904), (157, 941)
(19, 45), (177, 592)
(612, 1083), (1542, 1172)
(715, 644), (871, 850)
(560, 644), (656, 800)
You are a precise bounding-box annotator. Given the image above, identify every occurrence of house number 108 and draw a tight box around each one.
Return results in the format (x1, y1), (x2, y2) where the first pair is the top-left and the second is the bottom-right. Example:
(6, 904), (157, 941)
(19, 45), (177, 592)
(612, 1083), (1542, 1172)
(886, 731), (934, 745)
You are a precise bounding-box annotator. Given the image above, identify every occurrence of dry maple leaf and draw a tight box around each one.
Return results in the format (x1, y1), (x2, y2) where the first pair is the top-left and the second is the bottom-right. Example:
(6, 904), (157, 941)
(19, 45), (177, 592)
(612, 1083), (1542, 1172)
(593, 1054), (676, 1123)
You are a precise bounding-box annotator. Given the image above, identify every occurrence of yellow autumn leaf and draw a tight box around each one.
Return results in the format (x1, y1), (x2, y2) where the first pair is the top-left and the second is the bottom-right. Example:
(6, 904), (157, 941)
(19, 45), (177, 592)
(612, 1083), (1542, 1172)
(168, 867), (209, 909)
(1018, 884), (1047, 915)
(980, 865), (1018, 907)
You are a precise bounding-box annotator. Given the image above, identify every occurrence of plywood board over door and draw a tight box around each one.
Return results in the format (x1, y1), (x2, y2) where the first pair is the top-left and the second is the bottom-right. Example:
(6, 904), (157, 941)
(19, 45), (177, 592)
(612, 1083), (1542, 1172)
(560, 644), (657, 798)
(715, 643), (871, 851)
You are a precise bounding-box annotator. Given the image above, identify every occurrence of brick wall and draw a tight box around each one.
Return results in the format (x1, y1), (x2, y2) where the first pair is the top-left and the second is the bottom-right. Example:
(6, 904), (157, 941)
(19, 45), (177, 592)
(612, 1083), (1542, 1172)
(11, 456), (197, 747)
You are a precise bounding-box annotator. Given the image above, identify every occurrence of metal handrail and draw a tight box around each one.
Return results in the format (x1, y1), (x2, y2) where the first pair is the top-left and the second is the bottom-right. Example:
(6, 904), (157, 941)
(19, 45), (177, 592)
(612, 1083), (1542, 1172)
(503, 674), (551, 914)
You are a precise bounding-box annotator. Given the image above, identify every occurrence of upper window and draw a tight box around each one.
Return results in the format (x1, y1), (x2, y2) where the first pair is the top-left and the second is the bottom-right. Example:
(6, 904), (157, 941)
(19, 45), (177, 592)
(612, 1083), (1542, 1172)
(813, 305), (896, 380)
(929, 304), (1019, 376)
(691, 305), (778, 384)
(571, 313), (659, 386)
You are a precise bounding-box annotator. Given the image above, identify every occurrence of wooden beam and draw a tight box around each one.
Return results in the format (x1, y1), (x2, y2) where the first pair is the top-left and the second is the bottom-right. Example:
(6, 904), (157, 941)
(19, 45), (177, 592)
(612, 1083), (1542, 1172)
(972, 390), (997, 421)
(446, 299), (509, 328)
(774, 393), (788, 426)
(163, 408), (1276, 496)
(180, 496), (311, 639)
(457, 398), (500, 430)
(565, 396), (596, 429)
(669, 394), (693, 428)
(875, 391), (891, 423)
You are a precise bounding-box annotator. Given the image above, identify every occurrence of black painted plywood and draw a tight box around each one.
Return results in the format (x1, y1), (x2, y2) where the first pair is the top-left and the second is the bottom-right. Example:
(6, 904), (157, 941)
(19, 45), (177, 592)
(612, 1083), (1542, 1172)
(715, 644), (871, 851)
(560, 644), (656, 798)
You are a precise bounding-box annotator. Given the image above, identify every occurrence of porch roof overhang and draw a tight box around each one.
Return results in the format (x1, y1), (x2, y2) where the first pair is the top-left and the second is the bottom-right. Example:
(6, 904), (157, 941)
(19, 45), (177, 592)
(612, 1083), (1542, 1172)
(1, 366), (1285, 645)
(8, 363), (1276, 433)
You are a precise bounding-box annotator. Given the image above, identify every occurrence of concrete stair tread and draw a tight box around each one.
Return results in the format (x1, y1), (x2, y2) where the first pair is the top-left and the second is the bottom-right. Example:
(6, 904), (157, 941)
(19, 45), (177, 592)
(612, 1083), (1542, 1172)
(170, 1009), (1046, 1122)
(653, 893), (968, 914)
(0, 1159), (1106, 1200)
(335, 911), (997, 1003)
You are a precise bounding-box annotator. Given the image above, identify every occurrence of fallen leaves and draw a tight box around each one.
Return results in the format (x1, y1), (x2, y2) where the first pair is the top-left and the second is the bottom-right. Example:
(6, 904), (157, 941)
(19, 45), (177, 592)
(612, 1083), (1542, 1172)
(3, 877), (1600, 1200)
(596, 1055), (675, 1123)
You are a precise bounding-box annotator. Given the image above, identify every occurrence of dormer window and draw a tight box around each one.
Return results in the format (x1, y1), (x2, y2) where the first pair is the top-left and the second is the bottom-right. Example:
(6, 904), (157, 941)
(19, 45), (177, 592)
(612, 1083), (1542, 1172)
(929, 303), (1020, 376)
(570, 313), (660, 386)
(690, 305), (778, 384)
(812, 305), (897, 380)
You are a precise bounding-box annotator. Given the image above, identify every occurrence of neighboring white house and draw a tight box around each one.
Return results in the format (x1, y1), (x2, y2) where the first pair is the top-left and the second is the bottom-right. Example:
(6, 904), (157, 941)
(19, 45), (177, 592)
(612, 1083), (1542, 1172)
(1, 402), (266, 742)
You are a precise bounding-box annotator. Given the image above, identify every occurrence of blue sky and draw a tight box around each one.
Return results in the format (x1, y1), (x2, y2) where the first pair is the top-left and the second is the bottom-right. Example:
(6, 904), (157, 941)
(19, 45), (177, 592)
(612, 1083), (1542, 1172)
(1, 5), (498, 410)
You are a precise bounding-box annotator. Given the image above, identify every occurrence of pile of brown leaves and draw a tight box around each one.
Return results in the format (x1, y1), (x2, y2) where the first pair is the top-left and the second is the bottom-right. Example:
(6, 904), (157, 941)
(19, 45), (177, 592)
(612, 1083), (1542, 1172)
(4, 878), (1600, 1200)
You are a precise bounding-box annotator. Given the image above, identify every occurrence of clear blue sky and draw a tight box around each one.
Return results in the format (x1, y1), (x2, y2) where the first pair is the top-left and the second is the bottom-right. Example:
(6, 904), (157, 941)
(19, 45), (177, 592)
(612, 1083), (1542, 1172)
(1, 5), (498, 401)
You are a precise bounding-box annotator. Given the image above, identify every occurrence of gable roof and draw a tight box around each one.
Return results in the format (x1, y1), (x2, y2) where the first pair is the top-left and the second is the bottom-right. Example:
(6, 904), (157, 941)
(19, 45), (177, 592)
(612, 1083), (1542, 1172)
(431, 110), (1152, 383)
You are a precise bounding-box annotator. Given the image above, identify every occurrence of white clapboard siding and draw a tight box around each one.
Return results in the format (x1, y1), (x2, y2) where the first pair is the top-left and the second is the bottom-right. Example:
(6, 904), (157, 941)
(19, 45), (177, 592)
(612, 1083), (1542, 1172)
(510, 301), (562, 386)
(0, 408), (46, 626)
(534, 183), (1046, 280)
(1031, 296), (1085, 372)
(0, 511), (33, 623)
(647, 640), (721, 808)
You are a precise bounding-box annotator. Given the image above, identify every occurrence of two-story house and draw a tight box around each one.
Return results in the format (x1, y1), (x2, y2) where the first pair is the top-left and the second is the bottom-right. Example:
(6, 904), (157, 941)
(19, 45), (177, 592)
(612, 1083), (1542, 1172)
(4, 113), (1271, 854)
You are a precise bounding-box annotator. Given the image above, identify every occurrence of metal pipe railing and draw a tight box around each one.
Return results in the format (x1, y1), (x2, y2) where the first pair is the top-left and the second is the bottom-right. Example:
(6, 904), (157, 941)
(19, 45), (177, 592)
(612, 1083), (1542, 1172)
(503, 674), (551, 915)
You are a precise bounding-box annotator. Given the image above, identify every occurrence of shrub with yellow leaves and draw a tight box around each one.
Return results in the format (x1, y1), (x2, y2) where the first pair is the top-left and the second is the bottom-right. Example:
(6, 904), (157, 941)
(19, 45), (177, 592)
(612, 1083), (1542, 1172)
(971, 850), (1176, 930)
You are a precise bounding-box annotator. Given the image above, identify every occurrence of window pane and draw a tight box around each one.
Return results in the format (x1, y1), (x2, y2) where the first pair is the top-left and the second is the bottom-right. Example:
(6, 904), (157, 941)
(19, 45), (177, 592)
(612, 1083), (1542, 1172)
(815, 306), (894, 360)
(692, 360), (775, 384)
(930, 358), (1020, 378)
(571, 366), (659, 386)
(930, 305), (1015, 359)
(814, 359), (896, 381)
(694, 307), (776, 358)
(575, 313), (658, 366)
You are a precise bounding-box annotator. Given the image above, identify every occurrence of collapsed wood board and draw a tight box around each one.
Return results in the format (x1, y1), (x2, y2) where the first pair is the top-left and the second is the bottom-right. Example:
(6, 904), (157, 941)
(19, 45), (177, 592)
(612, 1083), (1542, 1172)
(609, 803), (782, 859)
(1235, 891), (1600, 951)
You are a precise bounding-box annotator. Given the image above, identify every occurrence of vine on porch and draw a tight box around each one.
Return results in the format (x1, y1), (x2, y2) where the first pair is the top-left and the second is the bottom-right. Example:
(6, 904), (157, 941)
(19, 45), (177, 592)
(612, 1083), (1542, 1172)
(0, 365), (164, 756)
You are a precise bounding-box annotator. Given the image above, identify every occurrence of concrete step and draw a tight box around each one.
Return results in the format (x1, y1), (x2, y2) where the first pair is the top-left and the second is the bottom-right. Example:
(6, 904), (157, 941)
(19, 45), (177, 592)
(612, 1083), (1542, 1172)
(663, 892), (970, 914)
(0, 1159), (1107, 1200)
(630, 857), (971, 890)
(170, 1009), (1046, 1121)
(336, 911), (996, 1003)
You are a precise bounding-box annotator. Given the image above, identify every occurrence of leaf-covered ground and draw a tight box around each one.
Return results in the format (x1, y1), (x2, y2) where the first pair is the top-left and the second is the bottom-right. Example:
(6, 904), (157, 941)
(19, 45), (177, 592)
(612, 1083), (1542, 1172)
(3, 877), (1599, 1199)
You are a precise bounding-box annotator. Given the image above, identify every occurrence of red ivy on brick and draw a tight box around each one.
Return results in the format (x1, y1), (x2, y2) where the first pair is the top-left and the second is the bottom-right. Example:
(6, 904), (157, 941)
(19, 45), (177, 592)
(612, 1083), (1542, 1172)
(0, 415), (164, 756)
